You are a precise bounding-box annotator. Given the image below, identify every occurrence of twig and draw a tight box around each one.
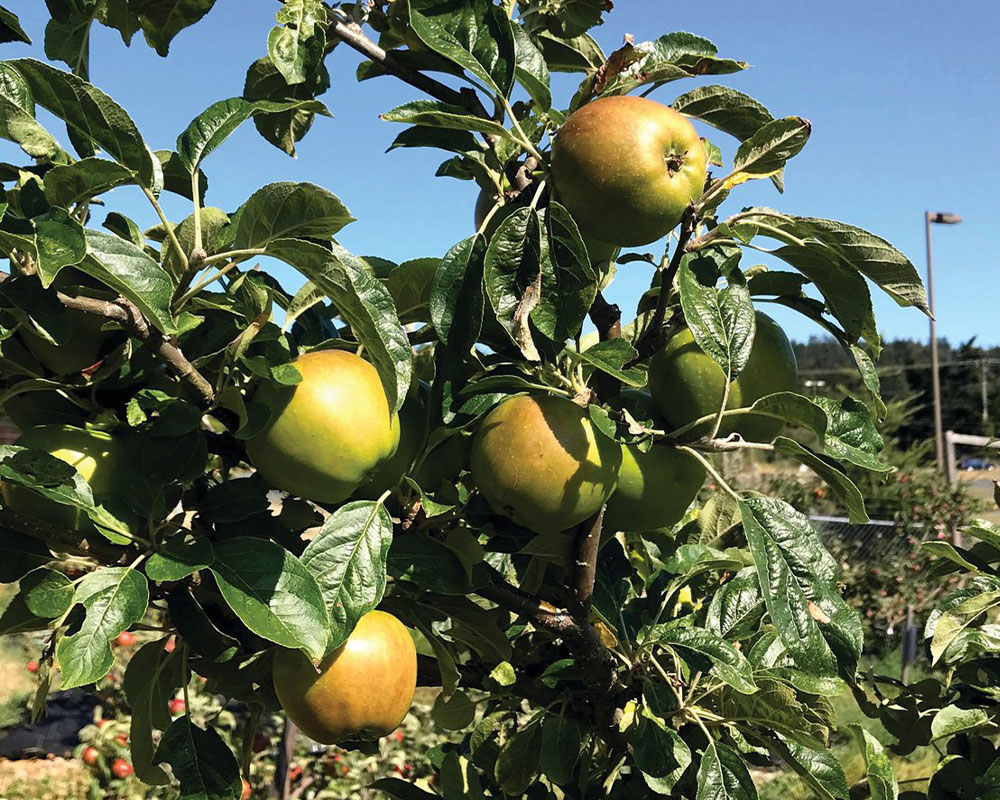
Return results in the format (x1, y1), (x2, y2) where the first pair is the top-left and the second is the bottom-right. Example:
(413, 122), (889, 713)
(633, 209), (696, 360)
(572, 507), (605, 615)
(328, 18), (492, 121)
(587, 293), (622, 398)
(55, 291), (215, 406)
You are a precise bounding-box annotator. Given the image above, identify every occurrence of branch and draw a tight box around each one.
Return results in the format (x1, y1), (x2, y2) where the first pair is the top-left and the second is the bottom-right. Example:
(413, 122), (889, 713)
(633, 208), (696, 360)
(477, 576), (617, 696)
(55, 292), (215, 407)
(328, 18), (492, 122)
(0, 506), (127, 562)
(572, 507), (604, 615)
(587, 293), (622, 398)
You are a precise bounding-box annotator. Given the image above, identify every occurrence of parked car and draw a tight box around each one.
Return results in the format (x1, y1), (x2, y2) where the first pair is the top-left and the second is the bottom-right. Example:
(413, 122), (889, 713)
(958, 456), (996, 471)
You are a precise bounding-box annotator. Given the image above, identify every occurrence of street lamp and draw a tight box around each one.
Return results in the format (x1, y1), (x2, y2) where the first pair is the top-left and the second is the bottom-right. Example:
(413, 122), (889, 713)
(925, 210), (962, 471)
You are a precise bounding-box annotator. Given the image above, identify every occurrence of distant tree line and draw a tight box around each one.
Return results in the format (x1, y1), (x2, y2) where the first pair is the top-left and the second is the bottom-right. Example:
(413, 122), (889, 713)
(793, 336), (1000, 453)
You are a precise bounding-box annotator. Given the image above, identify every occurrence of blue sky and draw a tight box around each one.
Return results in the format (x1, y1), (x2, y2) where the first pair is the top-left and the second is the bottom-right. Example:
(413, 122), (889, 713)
(2, 1), (998, 347)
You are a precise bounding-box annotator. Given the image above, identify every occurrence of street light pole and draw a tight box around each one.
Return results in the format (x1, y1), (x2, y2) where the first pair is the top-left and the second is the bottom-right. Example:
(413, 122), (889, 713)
(924, 210), (962, 471)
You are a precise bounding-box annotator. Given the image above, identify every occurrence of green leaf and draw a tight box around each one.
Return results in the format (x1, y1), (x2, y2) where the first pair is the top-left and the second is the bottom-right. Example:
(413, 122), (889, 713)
(813, 396), (888, 472)
(55, 567), (150, 689)
(79, 229), (176, 334)
(300, 500), (393, 652)
(765, 736), (849, 800)
(771, 242), (877, 349)
(533, 30), (604, 72)
(706, 567), (765, 640)
(568, 339), (646, 387)
(176, 96), (329, 172)
(232, 182), (354, 249)
(772, 437), (869, 524)
(0, 529), (52, 583)
(19, 567), (73, 618)
(650, 626), (757, 694)
(931, 705), (990, 741)
(483, 207), (544, 360)
(43, 157), (135, 207)
(43, 2), (97, 79)
(209, 537), (329, 661)
(154, 150), (208, 202)
(748, 392), (828, 438)
(740, 496), (862, 675)
(385, 257), (440, 324)
(407, 0), (516, 96)
(539, 714), (582, 786)
(267, 0), (326, 85)
(495, 720), (542, 795)
(601, 33), (747, 96)
(21, 208), (87, 287)
(132, 0), (219, 57)
(243, 56), (331, 158)
(696, 740), (758, 800)
(0, 444), (130, 542)
(930, 589), (1000, 664)
(432, 689), (476, 731)
(0, 6), (30, 44)
(370, 778), (440, 800)
(512, 24), (551, 111)
(539, 202), (599, 342)
(102, 211), (145, 247)
(167, 587), (239, 664)
(146, 535), (214, 582)
(731, 117), (810, 180)
(430, 234), (486, 351)
(850, 725), (898, 800)
(520, 0), (608, 38)
(388, 533), (474, 596)
(265, 238), (412, 414)
(678, 256), (755, 377)
(153, 716), (241, 800)
(9, 59), (156, 187)
(794, 217), (927, 312)
(629, 710), (691, 792)
(123, 640), (183, 785)
(0, 91), (63, 161)
(674, 84), (774, 142)
(381, 100), (514, 140)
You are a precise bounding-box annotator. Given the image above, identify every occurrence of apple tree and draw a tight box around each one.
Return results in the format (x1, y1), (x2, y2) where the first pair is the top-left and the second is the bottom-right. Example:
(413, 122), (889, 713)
(0, 1), (950, 798)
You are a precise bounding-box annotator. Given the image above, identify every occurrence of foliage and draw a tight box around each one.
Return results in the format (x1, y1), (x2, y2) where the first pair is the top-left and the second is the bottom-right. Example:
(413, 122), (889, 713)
(0, 1), (968, 798)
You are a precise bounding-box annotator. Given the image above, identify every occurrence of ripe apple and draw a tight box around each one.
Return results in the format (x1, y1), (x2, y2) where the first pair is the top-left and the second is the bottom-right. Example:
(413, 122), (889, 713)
(470, 394), (621, 534)
(246, 349), (399, 503)
(551, 95), (707, 247)
(114, 631), (136, 647)
(111, 759), (132, 779)
(648, 312), (798, 442)
(0, 425), (124, 532)
(81, 746), (99, 766)
(26, 660), (38, 673)
(603, 392), (705, 533)
(241, 778), (252, 800)
(168, 698), (186, 715)
(272, 610), (416, 744)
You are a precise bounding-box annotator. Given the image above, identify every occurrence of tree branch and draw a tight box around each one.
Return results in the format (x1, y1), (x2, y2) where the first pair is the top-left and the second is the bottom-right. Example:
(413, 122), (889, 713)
(587, 293), (622, 398)
(571, 506), (604, 615)
(328, 18), (493, 122)
(477, 576), (617, 697)
(55, 292), (215, 407)
(0, 507), (127, 562)
(633, 208), (696, 361)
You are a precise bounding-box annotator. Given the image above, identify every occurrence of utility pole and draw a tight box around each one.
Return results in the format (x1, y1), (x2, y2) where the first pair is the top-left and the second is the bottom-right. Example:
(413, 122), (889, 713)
(925, 211), (962, 470)
(982, 358), (990, 424)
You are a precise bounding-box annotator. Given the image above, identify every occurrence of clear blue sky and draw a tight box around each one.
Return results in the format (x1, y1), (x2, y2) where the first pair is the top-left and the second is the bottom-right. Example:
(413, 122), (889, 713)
(3, 1), (998, 347)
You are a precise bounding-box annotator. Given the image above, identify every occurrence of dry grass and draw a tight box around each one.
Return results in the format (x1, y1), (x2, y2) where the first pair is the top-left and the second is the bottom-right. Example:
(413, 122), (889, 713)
(0, 757), (90, 800)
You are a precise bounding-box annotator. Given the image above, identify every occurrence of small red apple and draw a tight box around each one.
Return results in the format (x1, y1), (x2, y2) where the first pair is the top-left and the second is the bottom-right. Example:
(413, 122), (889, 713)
(81, 746), (99, 766)
(111, 759), (132, 779)
(26, 661), (38, 673)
